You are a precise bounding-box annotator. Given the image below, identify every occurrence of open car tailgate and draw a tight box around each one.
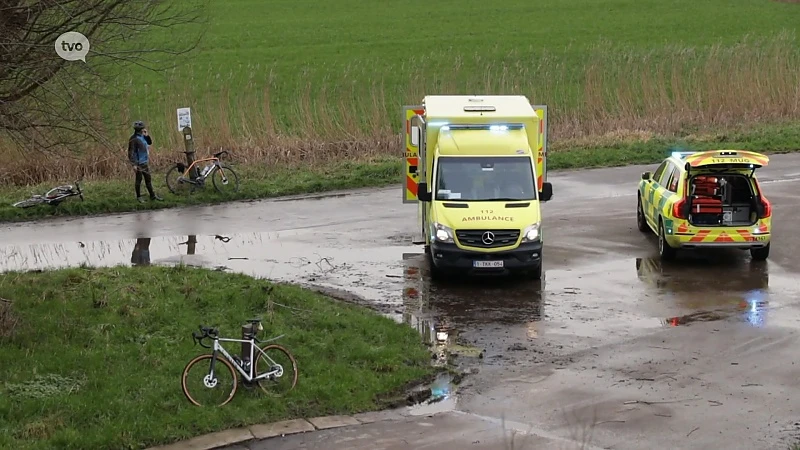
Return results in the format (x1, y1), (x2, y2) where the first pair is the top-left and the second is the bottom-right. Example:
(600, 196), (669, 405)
(684, 150), (769, 170)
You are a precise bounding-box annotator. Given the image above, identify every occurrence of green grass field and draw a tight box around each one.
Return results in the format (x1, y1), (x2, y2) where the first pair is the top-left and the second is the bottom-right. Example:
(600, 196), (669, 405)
(122, 0), (800, 131)
(0, 265), (435, 450)
(2, 0), (800, 217)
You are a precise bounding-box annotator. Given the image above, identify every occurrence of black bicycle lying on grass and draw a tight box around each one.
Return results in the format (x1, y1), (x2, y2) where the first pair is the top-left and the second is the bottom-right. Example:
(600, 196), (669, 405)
(12, 182), (84, 208)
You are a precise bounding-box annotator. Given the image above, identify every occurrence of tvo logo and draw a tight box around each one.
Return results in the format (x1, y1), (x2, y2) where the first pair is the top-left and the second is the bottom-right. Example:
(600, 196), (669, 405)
(55, 31), (90, 62)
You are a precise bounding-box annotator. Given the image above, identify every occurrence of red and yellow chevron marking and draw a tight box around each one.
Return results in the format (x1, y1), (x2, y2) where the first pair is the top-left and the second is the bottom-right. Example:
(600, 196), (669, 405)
(405, 109), (425, 135)
(689, 229), (711, 242)
(714, 231), (734, 242)
(677, 223), (689, 233)
(405, 108), (425, 202)
(535, 109), (545, 191)
(406, 157), (418, 197)
(682, 227), (770, 243)
(684, 150), (770, 168)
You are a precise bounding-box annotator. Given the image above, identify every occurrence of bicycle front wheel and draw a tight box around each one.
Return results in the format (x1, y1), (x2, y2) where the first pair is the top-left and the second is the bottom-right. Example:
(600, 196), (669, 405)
(212, 164), (240, 194)
(181, 354), (238, 406)
(166, 165), (194, 195)
(255, 344), (298, 397)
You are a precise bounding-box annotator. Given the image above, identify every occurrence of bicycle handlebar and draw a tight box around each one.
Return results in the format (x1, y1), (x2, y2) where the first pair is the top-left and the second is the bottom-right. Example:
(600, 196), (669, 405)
(192, 325), (219, 349)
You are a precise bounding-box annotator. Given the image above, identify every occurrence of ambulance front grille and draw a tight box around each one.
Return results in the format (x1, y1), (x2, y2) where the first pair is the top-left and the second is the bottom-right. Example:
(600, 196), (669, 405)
(455, 229), (520, 248)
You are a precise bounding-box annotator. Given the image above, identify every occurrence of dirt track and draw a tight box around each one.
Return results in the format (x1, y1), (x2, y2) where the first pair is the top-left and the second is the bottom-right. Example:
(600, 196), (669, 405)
(3, 155), (800, 449)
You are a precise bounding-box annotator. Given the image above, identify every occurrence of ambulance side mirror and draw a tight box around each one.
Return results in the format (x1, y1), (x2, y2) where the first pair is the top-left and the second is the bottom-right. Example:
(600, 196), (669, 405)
(417, 182), (431, 202)
(641, 171), (651, 180)
(540, 182), (553, 202)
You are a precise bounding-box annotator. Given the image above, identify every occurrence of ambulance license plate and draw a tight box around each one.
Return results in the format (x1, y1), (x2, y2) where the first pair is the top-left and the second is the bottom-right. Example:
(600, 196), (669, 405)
(473, 260), (504, 268)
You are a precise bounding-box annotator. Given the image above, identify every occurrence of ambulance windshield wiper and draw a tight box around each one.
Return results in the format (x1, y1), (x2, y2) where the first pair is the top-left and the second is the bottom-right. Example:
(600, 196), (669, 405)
(473, 197), (532, 202)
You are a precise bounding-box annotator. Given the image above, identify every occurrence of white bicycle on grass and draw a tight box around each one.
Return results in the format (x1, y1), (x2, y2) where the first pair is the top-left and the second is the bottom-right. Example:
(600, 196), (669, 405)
(181, 318), (298, 406)
(12, 182), (84, 208)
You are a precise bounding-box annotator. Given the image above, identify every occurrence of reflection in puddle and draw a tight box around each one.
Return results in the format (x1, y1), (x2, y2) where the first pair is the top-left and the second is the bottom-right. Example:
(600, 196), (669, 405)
(400, 251), (544, 358)
(635, 256), (777, 329)
(3, 232), (800, 367)
(663, 296), (769, 328)
(131, 238), (151, 266)
(407, 372), (457, 416)
(0, 233), (422, 315)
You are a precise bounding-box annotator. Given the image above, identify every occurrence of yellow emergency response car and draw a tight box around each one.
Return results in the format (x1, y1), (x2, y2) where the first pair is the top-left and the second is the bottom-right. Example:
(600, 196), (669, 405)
(637, 149), (772, 261)
(402, 95), (553, 279)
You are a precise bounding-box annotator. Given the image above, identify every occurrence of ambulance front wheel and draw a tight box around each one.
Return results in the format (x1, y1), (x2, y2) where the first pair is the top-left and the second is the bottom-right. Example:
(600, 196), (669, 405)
(529, 262), (542, 281)
(521, 260), (542, 281)
(426, 251), (444, 280)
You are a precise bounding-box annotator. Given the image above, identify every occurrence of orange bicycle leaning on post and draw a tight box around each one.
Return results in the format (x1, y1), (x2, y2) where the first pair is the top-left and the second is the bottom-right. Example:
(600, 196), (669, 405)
(166, 149), (240, 195)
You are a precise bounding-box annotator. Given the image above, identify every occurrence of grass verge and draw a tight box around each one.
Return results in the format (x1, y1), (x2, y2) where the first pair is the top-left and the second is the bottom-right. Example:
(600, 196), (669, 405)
(0, 265), (435, 450)
(2, 123), (800, 224)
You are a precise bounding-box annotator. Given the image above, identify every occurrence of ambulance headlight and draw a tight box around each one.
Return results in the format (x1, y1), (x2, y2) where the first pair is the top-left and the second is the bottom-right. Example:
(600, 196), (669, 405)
(431, 222), (454, 243)
(522, 223), (540, 242)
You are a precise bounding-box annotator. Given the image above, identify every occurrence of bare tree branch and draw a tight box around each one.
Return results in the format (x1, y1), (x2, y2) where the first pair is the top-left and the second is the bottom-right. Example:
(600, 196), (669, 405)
(0, 0), (207, 157)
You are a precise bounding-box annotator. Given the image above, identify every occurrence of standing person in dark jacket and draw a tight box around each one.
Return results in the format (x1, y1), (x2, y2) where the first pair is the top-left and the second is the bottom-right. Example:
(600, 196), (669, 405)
(128, 120), (163, 202)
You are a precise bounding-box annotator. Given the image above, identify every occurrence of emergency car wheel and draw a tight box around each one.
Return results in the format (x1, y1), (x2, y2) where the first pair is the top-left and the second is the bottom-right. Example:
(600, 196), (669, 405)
(658, 220), (677, 261)
(750, 243), (770, 261)
(637, 196), (648, 232)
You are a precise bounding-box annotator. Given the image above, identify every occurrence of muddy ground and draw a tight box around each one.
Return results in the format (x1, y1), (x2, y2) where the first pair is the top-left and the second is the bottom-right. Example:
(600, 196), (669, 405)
(3, 155), (800, 449)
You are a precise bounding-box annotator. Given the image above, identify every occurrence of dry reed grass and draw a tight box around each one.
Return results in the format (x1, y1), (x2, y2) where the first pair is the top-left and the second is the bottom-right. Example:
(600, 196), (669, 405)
(1, 34), (799, 186)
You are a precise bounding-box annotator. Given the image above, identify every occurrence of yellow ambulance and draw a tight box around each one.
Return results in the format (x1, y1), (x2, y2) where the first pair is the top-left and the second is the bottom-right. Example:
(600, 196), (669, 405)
(402, 95), (552, 280)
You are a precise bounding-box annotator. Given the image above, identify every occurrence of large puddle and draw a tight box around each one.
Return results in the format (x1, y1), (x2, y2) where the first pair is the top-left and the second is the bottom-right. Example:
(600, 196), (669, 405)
(3, 232), (800, 346)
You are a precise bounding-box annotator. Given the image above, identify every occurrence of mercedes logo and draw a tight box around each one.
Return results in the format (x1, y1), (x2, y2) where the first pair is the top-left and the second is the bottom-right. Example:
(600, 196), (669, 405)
(481, 231), (495, 245)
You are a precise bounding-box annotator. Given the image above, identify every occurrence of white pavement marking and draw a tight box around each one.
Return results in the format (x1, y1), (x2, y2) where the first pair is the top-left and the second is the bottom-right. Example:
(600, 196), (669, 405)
(761, 177), (800, 184)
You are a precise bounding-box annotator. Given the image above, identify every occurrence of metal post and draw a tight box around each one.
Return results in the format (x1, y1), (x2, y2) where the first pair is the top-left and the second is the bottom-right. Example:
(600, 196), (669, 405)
(241, 322), (254, 371)
(186, 235), (197, 255)
(182, 126), (199, 180)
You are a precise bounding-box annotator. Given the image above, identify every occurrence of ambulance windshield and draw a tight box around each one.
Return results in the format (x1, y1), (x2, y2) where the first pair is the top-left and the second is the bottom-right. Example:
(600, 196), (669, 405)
(434, 156), (537, 201)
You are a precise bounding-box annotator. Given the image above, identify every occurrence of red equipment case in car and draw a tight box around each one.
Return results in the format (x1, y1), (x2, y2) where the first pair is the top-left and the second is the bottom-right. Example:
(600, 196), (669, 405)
(691, 196), (723, 214)
(692, 176), (721, 197)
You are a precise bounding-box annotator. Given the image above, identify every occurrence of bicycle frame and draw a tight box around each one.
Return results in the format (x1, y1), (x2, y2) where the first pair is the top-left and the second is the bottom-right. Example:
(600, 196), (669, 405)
(209, 337), (283, 382)
(180, 156), (223, 181)
(14, 183), (83, 208)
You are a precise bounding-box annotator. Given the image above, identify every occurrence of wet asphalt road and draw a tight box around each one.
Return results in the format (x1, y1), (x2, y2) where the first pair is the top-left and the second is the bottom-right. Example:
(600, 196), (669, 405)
(3, 154), (800, 449)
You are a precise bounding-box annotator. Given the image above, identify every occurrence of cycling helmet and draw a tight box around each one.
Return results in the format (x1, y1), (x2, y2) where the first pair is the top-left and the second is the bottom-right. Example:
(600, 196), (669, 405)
(133, 120), (146, 130)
